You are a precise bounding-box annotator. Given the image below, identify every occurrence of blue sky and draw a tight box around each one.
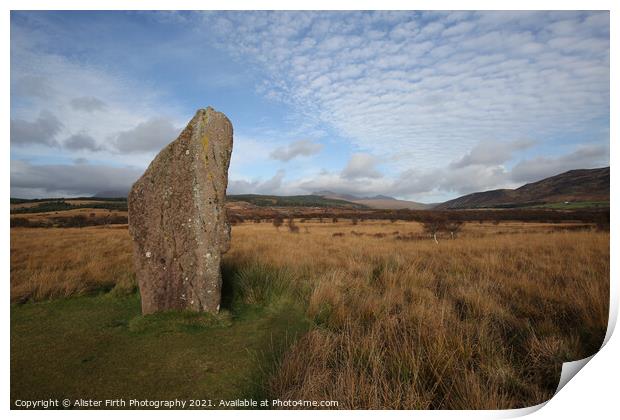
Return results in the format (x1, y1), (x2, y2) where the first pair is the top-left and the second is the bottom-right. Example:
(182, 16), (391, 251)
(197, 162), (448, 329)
(10, 11), (609, 202)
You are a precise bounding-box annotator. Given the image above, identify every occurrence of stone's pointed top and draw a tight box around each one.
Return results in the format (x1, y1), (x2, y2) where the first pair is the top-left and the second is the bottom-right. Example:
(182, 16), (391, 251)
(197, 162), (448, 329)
(195, 106), (220, 114)
(192, 107), (231, 126)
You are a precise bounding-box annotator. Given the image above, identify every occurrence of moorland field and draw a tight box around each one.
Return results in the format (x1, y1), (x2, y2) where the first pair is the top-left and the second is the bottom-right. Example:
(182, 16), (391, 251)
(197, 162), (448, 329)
(10, 210), (609, 409)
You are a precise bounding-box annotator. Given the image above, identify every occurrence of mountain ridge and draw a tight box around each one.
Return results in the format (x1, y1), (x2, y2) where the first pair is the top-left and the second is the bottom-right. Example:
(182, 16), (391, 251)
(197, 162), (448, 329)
(435, 167), (609, 209)
(312, 191), (433, 210)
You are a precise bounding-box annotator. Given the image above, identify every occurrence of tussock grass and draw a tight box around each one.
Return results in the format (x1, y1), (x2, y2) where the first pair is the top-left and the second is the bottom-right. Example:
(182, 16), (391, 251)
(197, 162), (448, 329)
(11, 227), (134, 302)
(228, 221), (608, 409)
(227, 263), (293, 307)
(10, 220), (609, 409)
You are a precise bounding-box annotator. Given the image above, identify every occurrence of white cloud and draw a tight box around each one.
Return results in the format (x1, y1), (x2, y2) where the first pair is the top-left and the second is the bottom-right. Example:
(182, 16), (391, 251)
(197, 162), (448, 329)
(10, 138), (608, 201)
(11, 22), (186, 159)
(442, 21), (475, 37)
(450, 139), (535, 168)
(64, 132), (102, 151)
(11, 110), (62, 147)
(10, 12), (610, 201)
(510, 144), (609, 183)
(228, 169), (287, 195)
(113, 118), (181, 153)
(12, 75), (56, 99)
(11, 160), (142, 198)
(341, 153), (382, 179)
(270, 139), (323, 161)
(70, 96), (107, 112)
(270, 142), (607, 201)
(297, 171), (393, 197)
(200, 11), (609, 172)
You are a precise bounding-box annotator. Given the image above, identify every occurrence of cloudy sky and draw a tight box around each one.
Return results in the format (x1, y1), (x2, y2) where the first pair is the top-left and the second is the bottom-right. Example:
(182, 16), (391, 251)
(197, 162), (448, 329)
(10, 11), (609, 202)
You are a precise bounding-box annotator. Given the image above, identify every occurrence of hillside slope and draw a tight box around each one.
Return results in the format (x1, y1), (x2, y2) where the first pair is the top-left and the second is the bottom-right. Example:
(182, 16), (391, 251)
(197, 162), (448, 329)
(313, 191), (432, 210)
(227, 194), (367, 208)
(436, 167), (609, 209)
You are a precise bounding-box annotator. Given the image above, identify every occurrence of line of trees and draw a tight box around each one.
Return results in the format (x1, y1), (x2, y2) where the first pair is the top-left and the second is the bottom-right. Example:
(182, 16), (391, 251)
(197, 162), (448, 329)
(228, 207), (609, 227)
(11, 214), (128, 228)
(240, 208), (609, 241)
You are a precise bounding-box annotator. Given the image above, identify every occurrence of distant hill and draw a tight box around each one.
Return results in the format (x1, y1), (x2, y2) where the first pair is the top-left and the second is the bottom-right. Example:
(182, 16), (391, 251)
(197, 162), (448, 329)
(12, 194), (364, 210)
(91, 188), (431, 209)
(313, 191), (433, 210)
(11, 197), (127, 214)
(227, 194), (367, 209)
(94, 189), (130, 199)
(435, 167), (610, 210)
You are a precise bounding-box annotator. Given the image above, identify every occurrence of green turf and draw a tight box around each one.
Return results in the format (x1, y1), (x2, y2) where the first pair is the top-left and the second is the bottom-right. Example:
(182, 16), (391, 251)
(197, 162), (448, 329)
(11, 286), (309, 408)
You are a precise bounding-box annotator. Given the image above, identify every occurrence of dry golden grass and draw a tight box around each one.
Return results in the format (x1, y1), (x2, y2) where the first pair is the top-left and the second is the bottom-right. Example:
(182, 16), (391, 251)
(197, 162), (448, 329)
(10, 202), (44, 210)
(10, 227), (134, 302)
(229, 220), (608, 408)
(10, 219), (609, 409)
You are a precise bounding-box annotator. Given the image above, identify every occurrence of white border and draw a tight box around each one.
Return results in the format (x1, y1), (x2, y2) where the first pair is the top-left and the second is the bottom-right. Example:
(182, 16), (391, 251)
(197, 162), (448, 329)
(2, 1), (617, 419)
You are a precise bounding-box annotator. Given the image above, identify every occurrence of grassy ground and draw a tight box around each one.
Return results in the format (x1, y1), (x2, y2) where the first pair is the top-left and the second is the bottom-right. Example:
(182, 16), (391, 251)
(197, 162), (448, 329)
(11, 264), (309, 407)
(10, 219), (609, 409)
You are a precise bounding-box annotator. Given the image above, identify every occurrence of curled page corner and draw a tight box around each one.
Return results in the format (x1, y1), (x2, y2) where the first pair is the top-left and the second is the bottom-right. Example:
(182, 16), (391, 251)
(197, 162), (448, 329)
(505, 309), (616, 417)
(551, 309), (615, 398)
(550, 283), (619, 393)
(555, 355), (595, 395)
(497, 401), (547, 418)
(500, 354), (599, 418)
(545, 304), (617, 405)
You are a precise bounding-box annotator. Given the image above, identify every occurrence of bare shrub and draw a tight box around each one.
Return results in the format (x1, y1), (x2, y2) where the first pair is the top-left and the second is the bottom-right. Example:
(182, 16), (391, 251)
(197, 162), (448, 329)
(228, 214), (244, 226)
(445, 220), (464, 239)
(11, 218), (31, 228)
(421, 215), (446, 244)
(287, 217), (300, 233)
(272, 216), (283, 230)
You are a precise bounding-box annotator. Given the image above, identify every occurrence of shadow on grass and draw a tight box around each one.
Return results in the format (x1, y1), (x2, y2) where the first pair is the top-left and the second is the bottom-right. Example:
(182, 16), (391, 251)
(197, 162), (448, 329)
(11, 259), (310, 408)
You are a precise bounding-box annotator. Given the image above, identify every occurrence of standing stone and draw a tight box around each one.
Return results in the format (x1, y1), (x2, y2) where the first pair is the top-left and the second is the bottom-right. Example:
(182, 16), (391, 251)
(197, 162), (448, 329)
(128, 107), (233, 315)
